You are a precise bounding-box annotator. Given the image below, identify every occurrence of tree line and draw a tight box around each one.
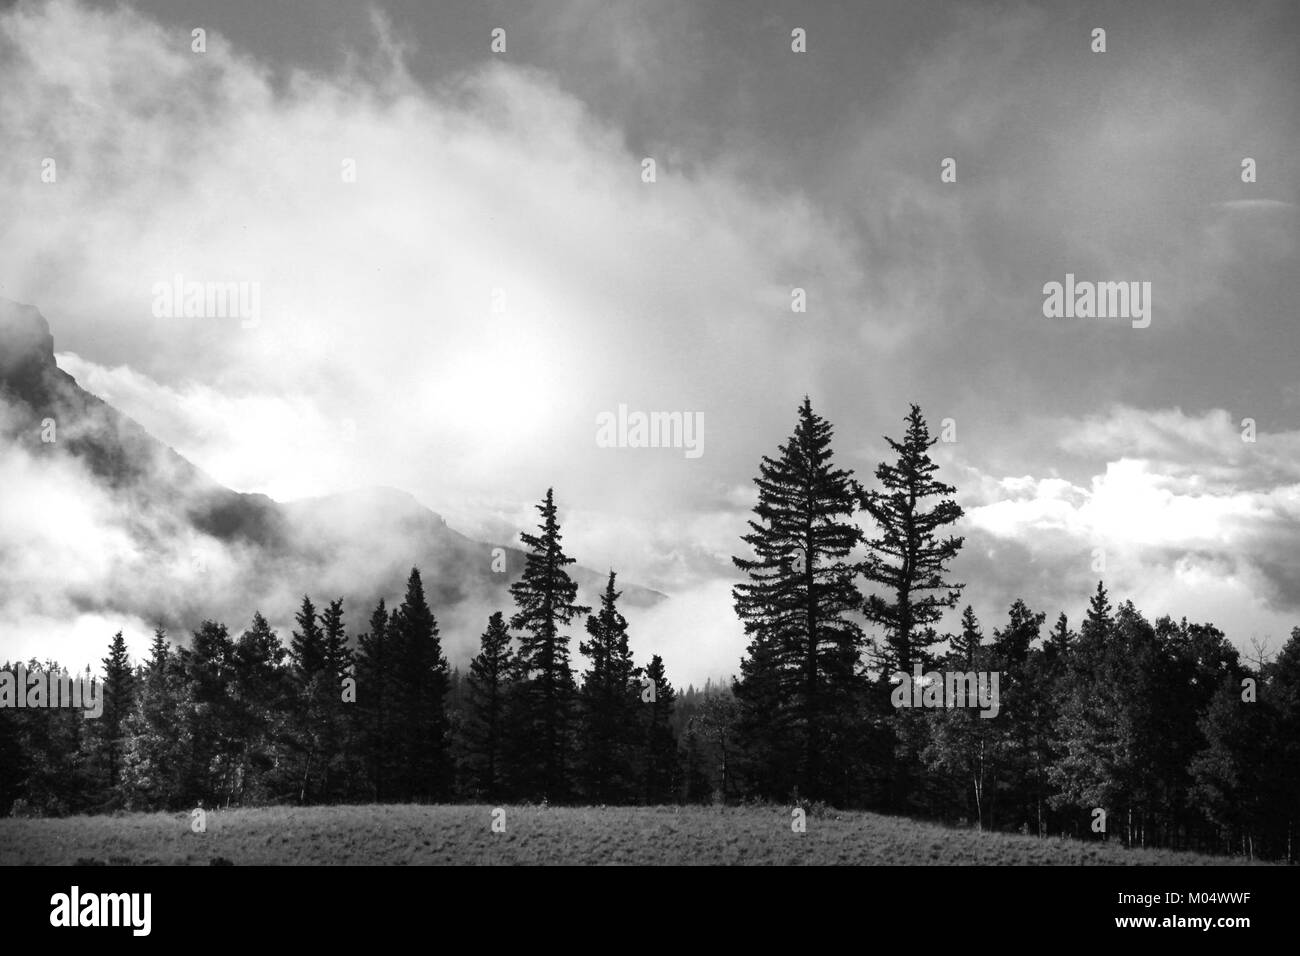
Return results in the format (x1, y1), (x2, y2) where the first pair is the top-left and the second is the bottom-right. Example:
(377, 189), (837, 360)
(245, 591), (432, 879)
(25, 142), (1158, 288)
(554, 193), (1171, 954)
(0, 489), (678, 813)
(0, 400), (1296, 862)
(726, 399), (1298, 861)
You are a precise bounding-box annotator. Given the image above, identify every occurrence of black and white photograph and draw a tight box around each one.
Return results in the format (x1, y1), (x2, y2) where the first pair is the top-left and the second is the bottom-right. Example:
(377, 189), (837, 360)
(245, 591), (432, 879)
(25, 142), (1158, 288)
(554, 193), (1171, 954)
(0, 0), (1296, 934)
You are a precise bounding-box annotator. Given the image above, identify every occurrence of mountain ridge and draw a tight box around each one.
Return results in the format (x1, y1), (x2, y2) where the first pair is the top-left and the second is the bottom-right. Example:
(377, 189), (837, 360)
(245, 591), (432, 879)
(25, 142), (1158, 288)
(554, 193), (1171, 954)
(0, 298), (665, 660)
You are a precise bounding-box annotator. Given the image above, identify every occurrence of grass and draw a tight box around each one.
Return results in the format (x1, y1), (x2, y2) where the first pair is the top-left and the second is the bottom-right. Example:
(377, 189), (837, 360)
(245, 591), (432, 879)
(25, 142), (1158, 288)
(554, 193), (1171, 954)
(0, 804), (1257, 866)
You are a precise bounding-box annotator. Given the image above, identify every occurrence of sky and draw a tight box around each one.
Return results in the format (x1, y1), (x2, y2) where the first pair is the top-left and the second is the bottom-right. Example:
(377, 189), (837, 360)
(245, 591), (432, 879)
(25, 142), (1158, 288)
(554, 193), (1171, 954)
(1, 0), (1298, 685)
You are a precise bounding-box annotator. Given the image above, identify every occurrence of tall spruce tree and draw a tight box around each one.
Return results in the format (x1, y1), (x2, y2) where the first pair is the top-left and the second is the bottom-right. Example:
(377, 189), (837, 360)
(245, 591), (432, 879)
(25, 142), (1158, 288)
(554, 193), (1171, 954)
(732, 397), (865, 802)
(391, 568), (450, 800)
(464, 611), (514, 798)
(508, 488), (590, 802)
(642, 654), (679, 804)
(288, 596), (326, 802)
(354, 599), (392, 800)
(96, 631), (135, 796)
(290, 595), (326, 683)
(321, 599), (353, 689)
(318, 598), (354, 799)
(578, 572), (641, 803)
(860, 404), (964, 674)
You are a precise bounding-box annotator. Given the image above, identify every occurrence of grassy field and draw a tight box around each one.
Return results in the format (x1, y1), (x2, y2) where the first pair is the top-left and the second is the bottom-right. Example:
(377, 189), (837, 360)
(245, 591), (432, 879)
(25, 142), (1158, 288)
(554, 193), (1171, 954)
(0, 804), (1257, 865)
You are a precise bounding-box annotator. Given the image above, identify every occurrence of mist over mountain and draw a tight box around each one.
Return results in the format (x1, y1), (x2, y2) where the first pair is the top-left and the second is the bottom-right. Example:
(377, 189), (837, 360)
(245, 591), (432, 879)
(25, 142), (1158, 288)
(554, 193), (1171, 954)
(0, 299), (665, 667)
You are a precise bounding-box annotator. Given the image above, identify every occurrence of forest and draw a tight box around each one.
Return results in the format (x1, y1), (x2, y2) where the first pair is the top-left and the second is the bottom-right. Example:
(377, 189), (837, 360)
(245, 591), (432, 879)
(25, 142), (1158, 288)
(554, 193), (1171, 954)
(1, 401), (1296, 863)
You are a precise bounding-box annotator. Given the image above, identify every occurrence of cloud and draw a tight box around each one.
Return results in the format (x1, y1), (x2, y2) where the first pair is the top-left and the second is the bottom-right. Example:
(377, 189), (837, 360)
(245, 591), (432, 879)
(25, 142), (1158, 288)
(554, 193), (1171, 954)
(0, 390), (265, 669)
(0, 0), (871, 523)
(958, 405), (1300, 644)
(56, 351), (364, 500)
(629, 578), (745, 689)
(2, 0), (1298, 681)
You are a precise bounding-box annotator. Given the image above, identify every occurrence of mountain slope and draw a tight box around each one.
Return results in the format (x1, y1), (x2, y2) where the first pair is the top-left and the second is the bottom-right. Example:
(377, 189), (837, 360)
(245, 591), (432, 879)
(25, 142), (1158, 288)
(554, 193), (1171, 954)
(0, 299), (664, 660)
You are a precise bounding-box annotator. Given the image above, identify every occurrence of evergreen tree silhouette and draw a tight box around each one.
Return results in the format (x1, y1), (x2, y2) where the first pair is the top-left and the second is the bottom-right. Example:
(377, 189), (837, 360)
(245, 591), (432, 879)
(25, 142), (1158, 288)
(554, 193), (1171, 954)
(465, 611), (514, 798)
(355, 599), (393, 800)
(860, 404), (964, 675)
(97, 631), (135, 794)
(733, 397), (865, 802)
(391, 568), (450, 800)
(578, 571), (641, 803)
(641, 654), (679, 804)
(508, 488), (590, 802)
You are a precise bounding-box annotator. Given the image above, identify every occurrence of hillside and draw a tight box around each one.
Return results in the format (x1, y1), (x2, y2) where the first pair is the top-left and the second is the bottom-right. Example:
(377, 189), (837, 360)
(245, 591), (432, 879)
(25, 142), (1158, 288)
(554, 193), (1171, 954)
(0, 299), (665, 658)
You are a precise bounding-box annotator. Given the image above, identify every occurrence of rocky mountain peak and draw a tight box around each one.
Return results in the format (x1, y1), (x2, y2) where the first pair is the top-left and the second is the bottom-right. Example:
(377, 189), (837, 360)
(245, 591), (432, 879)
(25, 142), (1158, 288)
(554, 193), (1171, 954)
(0, 298), (56, 384)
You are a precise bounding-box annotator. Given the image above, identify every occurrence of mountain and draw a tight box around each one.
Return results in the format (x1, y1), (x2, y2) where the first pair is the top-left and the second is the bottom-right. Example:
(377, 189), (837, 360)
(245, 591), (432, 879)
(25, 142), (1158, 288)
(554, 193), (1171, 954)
(0, 298), (665, 659)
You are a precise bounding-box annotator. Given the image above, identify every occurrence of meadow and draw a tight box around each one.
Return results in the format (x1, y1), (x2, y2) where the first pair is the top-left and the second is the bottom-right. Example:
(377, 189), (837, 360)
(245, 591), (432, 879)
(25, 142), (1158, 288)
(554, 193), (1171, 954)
(0, 804), (1258, 866)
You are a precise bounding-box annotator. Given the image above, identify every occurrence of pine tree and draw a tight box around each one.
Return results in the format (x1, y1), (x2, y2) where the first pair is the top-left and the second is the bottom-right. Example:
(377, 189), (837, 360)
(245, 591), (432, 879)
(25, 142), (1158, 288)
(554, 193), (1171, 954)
(732, 398), (865, 802)
(642, 654), (679, 804)
(290, 595), (326, 683)
(1076, 580), (1113, 667)
(1044, 613), (1074, 667)
(287, 596), (325, 802)
(993, 599), (1045, 671)
(508, 488), (590, 802)
(354, 599), (392, 800)
(952, 606), (983, 668)
(464, 611), (514, 798)
(578, 571), (641, 803)
(860, 404), (964, 674)
(321, 599), (353, 689)
(96, 631), (135, 796)
(390, 568), (450, 801)
(318, 598), (354, 799)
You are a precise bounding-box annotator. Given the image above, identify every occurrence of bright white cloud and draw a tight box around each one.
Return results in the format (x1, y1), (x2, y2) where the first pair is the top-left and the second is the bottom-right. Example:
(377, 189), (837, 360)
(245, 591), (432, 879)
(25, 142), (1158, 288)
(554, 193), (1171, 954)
(0, 0), (869, 529)
(961, 405), (1300, 647)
